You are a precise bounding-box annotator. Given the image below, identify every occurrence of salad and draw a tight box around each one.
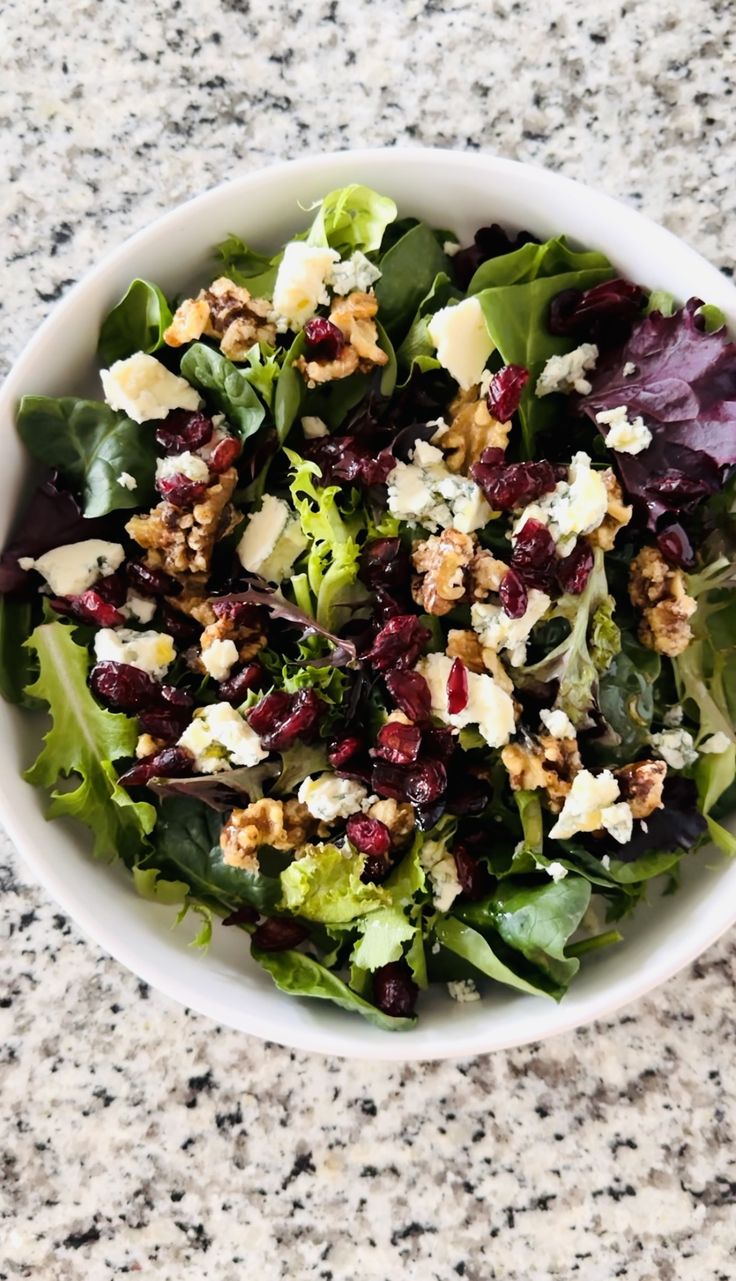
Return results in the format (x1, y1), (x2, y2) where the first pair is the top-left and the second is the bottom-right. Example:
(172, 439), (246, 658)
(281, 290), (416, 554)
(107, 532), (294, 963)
(2, 184), (736, 1031)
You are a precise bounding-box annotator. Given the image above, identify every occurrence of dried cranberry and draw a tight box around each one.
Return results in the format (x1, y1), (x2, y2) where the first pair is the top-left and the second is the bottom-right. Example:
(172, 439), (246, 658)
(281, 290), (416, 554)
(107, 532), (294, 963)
(452, 224), (538, 291)
(415, 800), (447, 830)
(347, 813), (392, 858)
(359, 538), (410, 593)
(127, 560), (182, 598)
(361, 854), (393, 884)
(645, 470), (717, 511)
(118, 745), (194, 788)
(222, 904), (259, 927)
(155, 409), (214, 454)
(445, 774), (490, 817)
(657, 522), (695, 569)
(303, 316), (345, 360)
(422, 726), (456, 762)
(373, 961), (418, 1018)
(365, 615), (430, 672)
(498, 567), (529, 619)
(52, 591), (125, 629)
(209, 436), (241, 474)
(374, 721), (422, 765)
(218, 662), (265, 705)
(211, 598), (263, 626)
(471, 450), (558, 511)
(160, 602), (201, 644)
(511, 518), (558, 591)
(137, 707), (190, 742)
(248, 688), (324, 751)
(557, 540), (594, 595)
(252, 918), (309, 952)
(384, 669), (432, 723)
(90, 661), (161, 712)
(371, 760), (410, 801)
(405, 760), (447, 806)
(94, 571), (127, 607)
(160, 684), (194, 710)
(548, 278), (647, 346)
(305, 436), (395, 488)
(327, 735), (364, 769)
(453, 844), (491, 900)
(486, 364), (529, 421)
(446, 658), (469, 715)
(156, 474), (209, 508)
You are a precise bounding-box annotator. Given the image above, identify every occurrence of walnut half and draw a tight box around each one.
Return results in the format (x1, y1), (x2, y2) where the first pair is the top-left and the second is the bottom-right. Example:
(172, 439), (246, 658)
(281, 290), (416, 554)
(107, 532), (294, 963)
(126, 468), (238, 578)
(629, 546), (696, 657)
(501, 734), (582, 811)
(614, 759), (666, 819)
(296, 290), (388, 384)
(441, 387), (511, 475)
(220, 798), (314, 871)
(412, 528), (475, 616)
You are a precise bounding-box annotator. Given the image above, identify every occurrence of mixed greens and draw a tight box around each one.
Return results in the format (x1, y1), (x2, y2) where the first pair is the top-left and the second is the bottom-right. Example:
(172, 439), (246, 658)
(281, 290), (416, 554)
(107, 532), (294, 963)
(3, 183), (736, 1031)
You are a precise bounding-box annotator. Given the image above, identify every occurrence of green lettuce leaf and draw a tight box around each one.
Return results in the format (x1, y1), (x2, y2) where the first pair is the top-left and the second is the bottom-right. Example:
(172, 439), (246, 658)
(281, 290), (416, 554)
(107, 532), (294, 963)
(0, 596), (34, 704)
(23, 622), (155, 861)
(434, 916), (560, 999)
(306, 184), (397, 255)
(374, 221), (450, 343)
(278, 844), (390, 924)
(287, 451), (364, 630)
(273, 332), (306, 441)
(133, 864), (190, 905)
(350, 905), (416, 970)
(251, 947), (415, 1030)
(214, 233), (279, 296)
(179, 343), (266, 441)
(350, 837), (429, 973)
(456, 876), (591, 987)
(695, 743), (736, 856)
(98, 278), (173, 365)
(240, 343), (281, 408)
(17, 396), (157, 517)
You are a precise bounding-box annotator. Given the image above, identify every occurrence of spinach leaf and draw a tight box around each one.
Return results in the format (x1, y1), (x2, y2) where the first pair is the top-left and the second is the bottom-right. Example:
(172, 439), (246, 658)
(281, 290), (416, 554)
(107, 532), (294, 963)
(695, 743), (736, 856)
(251, 947), (415, 1030)
(179, 344), (266, 442)
(23, 621), (156, 863)
(273, 332), (306, 441)
(596, 632), (660, 762)
(153, 795), (282, 913)
(17, 396), (157, 518)
(98, 279), (173, 365)
(374, 222), (450, 343)
(396, 272), (462, 383)
(467, 236), (611, 294)
(306, 185), (397, 255)
(0, 596), (34, 705)
(214, 233), (279, 297)
(434, 916), (560, 999)
(456, 877), (591, 986)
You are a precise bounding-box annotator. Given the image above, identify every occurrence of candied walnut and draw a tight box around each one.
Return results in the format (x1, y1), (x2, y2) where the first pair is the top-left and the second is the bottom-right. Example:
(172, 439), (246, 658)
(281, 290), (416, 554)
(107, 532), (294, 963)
(200, 612), (267, 665)
(469, 549), (507, 600)
(502, 734), (581, 811)
(220, 798), (314, 871)
(588, 469), (633, 551)
(615, 759), (666, 819)
(166, 584), (216, 626)
(447, 628), (486, 674)
(296, 290), (388, 384)
(127, 468), (238, 577)
(480, 647), (514, 695)
(441, 387), (511, 474)
(136, 732), (165, 760)
(164, 276), (276, 355)
(364, 797), (415, 847)
(629, 545), (696, 657)
(412, 528), (475, 616)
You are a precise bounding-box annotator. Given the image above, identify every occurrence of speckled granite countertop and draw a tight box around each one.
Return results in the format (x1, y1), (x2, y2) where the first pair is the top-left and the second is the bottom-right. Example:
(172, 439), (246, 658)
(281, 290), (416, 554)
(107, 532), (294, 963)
(2, 0), (736, 1276)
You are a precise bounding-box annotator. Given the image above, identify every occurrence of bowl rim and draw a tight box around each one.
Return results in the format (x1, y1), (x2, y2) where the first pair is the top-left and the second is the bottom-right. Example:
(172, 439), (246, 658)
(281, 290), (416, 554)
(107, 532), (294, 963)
(2, 145), (736, 1061)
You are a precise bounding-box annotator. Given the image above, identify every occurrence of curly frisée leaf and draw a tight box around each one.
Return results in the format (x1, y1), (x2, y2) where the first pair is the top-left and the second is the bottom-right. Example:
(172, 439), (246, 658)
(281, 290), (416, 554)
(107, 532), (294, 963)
(278, 844), (390, 924)
(251, 947), (416, 1030)
(98, 278), (173, 366)
(23, 622), (155, 861)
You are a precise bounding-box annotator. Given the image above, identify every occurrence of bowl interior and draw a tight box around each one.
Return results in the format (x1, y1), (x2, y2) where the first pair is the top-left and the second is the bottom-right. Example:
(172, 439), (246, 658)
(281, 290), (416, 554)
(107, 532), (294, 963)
(2, 148), (735, 1060)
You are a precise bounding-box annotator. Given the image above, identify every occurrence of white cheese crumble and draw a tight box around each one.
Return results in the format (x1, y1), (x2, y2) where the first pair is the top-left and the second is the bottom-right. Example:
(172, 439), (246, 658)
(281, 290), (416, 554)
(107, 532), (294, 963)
(512, 451), (608, 554)
(663, 704), (684, 727)
(236, 494), (307, 584)
(24, 540), (125, 598)
(420, 837), (462, 912)
(416, 651), (516, 749)
(447, 978), (481, 1003)
(595, 405), (652, 455)
(535, 343), (599, 397)
(100, 352), (201, 424)
(271, 242), (340, 328)
(540, 708), (577, 740)
(178, 702), (268, 773)
(700, 731), (733, 754)
(120, 592), (157, 625)
(386, 438), (492, 534)
(443, 240), (461, 257)
(543, 860), (569, 882)
(155, 451), (210, 484)
(471, 590), (551, 668)
(201, 638), (239, 682)
(548, 769), (633, 844)
(427, 296), (495, 391)
(297, 774), (368, 823)
(650, 728), (698, 770)
(601, 854), (611, 870)
(94, 628), (176, 680)
(301, 415), (329, 439)
(330, 250), (382, 295)
(117, 471), (138, 491)
(623, 361), (637, 377)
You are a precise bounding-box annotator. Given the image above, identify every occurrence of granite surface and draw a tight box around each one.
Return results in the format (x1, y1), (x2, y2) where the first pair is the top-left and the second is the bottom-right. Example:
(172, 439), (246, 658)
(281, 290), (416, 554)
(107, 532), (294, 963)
(2, 0), (736, 1276)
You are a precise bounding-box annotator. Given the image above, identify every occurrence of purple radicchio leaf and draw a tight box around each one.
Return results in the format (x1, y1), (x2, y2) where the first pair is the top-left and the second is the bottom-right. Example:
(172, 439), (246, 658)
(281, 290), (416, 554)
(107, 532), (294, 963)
(0, 473), (122, 595)
(147, 761), (281, 810)
(218, 577), (358, 669)
(580, 299), (736, 530)
(593, 777), (707, 862)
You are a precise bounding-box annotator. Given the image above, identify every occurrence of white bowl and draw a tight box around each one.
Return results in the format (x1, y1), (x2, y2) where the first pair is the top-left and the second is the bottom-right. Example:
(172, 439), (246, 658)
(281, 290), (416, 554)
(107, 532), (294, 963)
(2, 148), (735, 1061)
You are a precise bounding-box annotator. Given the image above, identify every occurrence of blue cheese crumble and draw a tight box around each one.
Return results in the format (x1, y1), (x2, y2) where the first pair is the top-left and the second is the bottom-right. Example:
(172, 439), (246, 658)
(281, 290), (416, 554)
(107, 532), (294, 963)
(101, 352), (201, 424)
(595, 405), (653, 455)
(386, 439), (492, 534)
(535, 343), (598, 397)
